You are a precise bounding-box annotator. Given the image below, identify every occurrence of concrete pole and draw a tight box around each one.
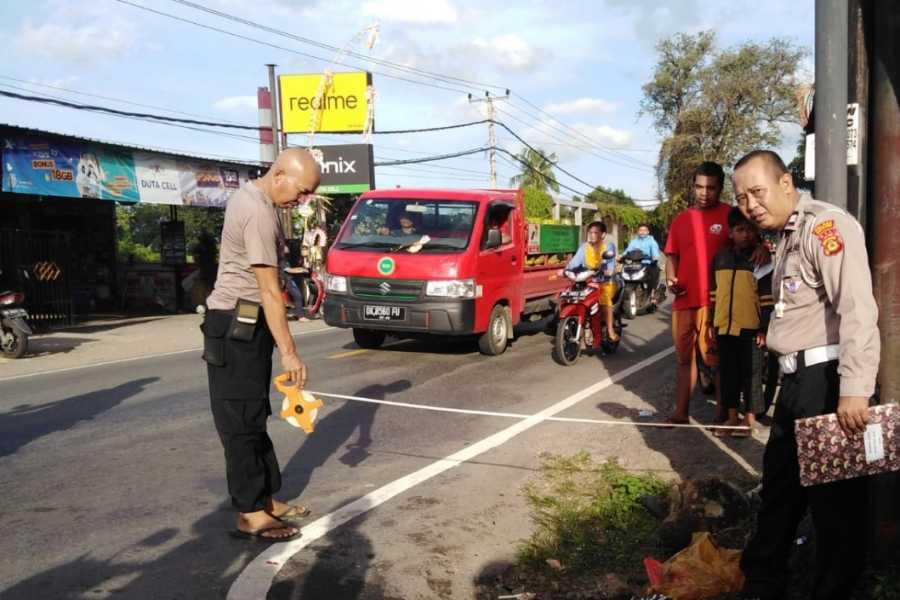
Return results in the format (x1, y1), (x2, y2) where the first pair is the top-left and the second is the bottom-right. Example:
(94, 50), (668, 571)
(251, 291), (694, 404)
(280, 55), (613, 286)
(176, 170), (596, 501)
(815, 0), (849, 209)
(266, 65), (281, 155)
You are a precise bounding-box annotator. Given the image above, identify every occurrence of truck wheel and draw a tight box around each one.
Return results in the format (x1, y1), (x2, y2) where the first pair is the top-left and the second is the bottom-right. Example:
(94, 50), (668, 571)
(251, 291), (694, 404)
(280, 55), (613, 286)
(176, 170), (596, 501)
(478, 305), (509, 356)
(353, 328), (386, 349)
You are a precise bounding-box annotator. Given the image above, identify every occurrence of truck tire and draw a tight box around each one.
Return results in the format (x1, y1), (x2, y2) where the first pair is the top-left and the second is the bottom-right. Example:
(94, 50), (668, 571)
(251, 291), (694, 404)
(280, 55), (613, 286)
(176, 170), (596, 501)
(353, 328), (386, 349)
(478, 305), (509, 356)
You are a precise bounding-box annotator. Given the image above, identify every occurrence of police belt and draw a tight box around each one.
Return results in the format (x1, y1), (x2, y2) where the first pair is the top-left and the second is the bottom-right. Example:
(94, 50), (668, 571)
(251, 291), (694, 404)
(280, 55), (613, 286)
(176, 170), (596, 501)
(778, 344), (839, 374)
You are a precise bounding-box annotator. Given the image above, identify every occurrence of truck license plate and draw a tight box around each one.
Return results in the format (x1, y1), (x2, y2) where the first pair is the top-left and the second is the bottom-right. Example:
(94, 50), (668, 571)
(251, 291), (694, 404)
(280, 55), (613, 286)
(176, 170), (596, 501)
(364, 305), (406, 321)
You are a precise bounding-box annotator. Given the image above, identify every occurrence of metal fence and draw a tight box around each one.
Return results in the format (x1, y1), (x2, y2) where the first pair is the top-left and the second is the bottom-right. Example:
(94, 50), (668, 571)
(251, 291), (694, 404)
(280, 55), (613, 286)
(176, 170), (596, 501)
(0, 228), (73, 330)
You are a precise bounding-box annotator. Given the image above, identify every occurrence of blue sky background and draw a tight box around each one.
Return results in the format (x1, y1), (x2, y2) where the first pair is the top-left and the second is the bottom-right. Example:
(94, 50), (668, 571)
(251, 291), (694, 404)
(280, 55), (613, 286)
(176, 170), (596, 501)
(0, 0), (814, 205)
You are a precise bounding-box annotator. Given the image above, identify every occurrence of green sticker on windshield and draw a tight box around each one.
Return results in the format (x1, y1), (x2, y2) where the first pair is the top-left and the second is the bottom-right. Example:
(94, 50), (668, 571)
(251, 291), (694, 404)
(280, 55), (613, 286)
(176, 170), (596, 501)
(377, 257), (395, 276)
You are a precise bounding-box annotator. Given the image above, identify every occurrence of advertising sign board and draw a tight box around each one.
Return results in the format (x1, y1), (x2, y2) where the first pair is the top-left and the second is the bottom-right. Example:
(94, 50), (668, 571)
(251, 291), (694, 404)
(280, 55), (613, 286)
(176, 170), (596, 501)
(308, 144), (374, 195)
(279, 72), (371, 134)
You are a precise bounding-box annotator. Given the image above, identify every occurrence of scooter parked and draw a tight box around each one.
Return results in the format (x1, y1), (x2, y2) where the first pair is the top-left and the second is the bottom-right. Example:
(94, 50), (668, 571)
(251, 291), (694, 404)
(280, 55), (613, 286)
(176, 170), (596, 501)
(553, 267), (625, 366)
(0, 268), (32, 359)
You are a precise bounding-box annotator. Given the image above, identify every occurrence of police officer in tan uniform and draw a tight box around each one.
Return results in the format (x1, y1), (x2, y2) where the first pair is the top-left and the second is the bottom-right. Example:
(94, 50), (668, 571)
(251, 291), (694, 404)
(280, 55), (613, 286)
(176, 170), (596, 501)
(202, 148), (320, 543)
(732, 150), (880, 600)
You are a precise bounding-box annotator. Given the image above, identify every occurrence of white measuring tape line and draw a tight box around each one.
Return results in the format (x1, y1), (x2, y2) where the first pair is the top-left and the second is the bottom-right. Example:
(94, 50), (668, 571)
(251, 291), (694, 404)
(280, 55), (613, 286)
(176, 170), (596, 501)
(303, 390), (756, 431)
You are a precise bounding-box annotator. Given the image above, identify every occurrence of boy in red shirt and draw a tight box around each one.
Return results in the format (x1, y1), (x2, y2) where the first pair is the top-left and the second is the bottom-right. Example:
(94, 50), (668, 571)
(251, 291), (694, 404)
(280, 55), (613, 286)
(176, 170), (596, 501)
(664, 162), (731, 423)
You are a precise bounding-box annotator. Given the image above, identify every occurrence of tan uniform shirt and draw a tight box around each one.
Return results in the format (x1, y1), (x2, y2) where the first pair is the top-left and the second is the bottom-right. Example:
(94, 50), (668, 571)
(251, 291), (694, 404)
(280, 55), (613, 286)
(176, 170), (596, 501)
(767, 193), (880, 397)
(206, 182), (283, 311)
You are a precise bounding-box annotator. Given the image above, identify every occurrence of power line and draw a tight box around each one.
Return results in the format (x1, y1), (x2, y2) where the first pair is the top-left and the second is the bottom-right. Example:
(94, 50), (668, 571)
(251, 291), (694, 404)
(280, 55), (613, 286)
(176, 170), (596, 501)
(167, 0), (506, 93)
(0, 74), (248, 126)
(0, 89), (262, 131)
(114, 0), (476, 96)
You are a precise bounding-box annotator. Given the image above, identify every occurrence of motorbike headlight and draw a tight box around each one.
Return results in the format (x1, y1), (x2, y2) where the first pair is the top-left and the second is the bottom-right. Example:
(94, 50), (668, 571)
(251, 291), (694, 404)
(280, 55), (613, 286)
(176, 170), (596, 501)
(425, 279), (479, 299)
(325, 273), (347, 294)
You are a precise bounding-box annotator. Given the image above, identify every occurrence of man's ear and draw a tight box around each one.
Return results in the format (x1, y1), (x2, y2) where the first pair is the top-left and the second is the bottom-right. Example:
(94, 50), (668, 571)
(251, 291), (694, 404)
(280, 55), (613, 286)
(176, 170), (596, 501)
(779, 171), (793, 194)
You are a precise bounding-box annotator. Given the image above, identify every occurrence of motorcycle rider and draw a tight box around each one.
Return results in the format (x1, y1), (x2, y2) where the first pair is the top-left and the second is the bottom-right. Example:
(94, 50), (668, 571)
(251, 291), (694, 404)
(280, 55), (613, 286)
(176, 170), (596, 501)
(622, 223), (662, 306)
(566, 221), (619, 343)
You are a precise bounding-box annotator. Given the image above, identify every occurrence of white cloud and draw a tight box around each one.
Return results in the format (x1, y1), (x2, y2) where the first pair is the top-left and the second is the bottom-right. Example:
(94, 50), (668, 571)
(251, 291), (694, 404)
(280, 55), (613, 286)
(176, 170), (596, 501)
(362, 0), (458, 24)
(586, 124), (634, 148)
(14, 21), (134, 64)
(604, 0), (710, 51)
(545, 97), (619, 116)
(213, 96), (258, 111)
(468, 34), (542, 72)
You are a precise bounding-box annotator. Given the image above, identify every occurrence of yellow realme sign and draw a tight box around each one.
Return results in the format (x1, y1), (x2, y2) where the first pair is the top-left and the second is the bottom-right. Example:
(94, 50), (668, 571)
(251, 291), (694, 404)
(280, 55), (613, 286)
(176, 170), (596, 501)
(279, 72), (371, 134)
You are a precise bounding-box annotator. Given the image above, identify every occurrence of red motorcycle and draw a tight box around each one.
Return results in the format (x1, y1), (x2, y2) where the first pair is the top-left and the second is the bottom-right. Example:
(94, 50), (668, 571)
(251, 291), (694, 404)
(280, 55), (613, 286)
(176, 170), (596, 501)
(553, 268), (624, 366)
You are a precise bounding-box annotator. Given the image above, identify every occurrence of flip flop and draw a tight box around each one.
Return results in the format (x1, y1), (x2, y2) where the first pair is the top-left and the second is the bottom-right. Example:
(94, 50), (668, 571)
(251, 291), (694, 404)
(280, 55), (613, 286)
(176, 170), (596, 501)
(712, 426), (732, 437)
(230, 524), (301, 543)
(730, 426), (752, 438)
(272, 504), (311, 524)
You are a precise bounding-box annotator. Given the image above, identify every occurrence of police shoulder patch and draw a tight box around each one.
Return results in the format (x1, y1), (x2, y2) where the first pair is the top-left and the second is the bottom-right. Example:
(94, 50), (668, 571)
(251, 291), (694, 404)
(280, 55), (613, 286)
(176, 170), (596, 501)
(813, 219), (844, 256)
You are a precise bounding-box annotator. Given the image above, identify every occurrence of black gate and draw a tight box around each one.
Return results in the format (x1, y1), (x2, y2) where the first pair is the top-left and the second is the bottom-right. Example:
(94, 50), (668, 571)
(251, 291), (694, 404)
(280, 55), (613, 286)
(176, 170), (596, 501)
(0, 228), (73, 330)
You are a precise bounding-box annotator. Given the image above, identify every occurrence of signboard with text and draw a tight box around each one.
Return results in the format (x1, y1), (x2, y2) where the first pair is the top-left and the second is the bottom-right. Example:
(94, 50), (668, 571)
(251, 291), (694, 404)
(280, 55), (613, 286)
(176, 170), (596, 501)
(279, 72), (371, 134)
(308, 144), (374, 195)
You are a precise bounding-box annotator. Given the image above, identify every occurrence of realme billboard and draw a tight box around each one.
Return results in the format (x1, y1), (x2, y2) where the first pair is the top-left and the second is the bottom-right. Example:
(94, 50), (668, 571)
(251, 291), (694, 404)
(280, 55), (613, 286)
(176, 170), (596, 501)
(279, 72), (372, 134)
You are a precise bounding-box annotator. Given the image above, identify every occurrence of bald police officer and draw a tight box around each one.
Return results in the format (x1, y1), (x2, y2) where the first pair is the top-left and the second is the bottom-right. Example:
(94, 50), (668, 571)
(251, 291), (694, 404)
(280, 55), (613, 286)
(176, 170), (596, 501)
(733, 150), (880, 599)
(202, 148), (321, 542)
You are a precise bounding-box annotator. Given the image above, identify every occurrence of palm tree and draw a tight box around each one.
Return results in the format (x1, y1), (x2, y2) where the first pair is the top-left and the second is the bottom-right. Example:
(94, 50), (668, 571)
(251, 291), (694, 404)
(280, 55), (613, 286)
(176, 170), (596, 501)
(509, 147), (560, 193)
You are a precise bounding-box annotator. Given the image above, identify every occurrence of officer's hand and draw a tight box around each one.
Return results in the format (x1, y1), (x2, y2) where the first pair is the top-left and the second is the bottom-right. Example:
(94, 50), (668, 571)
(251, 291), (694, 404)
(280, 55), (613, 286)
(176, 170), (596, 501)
(280, 351), (308, 389)
(836, 396), (869, 436)
(756, 332), (766, 348)
(750, 244), (772, 267)
(706, 323), (716, 345)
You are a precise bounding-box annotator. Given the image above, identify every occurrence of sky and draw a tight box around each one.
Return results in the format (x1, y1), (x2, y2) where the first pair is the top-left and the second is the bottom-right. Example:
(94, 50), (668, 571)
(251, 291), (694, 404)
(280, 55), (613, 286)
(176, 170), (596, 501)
(0, 0), (814, 206)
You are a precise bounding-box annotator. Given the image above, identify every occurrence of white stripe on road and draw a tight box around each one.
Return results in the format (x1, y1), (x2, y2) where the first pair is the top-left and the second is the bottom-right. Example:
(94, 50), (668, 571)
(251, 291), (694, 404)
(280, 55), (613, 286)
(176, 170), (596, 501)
(227, 345), (675, 600)
(0, 326), (338, 383)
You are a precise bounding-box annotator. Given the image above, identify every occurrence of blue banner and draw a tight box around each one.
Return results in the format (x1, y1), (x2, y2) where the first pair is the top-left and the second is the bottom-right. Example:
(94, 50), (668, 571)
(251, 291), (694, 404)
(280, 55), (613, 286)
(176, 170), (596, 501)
(2, 138), (139, 202)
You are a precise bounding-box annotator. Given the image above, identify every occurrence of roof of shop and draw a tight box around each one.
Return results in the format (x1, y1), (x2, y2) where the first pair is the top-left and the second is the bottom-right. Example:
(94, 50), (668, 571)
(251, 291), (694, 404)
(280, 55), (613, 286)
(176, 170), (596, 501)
(1, 123), (265, 169)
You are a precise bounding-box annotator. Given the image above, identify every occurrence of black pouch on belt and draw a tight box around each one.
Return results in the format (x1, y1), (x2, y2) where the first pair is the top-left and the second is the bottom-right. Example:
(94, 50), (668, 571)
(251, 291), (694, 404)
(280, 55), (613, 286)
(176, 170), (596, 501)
(229, 298), (260, 342)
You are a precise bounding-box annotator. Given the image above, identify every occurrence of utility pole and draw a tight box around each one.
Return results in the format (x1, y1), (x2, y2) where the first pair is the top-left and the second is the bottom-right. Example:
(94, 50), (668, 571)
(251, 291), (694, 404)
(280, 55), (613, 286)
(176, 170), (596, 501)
(267, 63), (293, 239)
(468, 90), (509, 187)
(815, 0), (848, 209)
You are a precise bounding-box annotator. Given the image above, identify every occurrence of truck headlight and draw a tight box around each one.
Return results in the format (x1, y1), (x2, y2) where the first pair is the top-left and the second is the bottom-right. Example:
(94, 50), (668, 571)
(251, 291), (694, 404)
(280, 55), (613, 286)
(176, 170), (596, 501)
(425, 279), (477, 299)
(325, 273), (347, 293)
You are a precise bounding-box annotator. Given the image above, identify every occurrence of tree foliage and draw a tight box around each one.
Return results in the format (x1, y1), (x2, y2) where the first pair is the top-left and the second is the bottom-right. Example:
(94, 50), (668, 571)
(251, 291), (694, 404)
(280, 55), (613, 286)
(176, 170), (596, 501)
(641, 31), (805, 222)
(510, 147), (560, 194)
(116, 204), (225, 263)
(523, 186), (555, 220)
(585, 185), (635, 206)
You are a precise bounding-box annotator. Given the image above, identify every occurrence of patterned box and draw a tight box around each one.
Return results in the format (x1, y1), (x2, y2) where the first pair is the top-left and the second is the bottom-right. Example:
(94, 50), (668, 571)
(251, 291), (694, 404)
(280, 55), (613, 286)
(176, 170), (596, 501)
(796, 403), (899, 487)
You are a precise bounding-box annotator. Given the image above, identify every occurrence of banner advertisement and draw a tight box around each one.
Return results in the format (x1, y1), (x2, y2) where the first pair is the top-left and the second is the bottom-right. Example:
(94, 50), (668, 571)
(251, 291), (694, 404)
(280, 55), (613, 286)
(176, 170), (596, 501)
(279, 71), (371, 134)
(3, 137), (254, 207)
(2, 138), (139, 202)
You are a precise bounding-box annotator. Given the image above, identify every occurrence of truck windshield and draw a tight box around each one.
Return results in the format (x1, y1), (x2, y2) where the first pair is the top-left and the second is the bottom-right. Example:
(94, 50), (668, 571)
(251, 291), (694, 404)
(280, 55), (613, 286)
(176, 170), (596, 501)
(335, 198), (479, 253)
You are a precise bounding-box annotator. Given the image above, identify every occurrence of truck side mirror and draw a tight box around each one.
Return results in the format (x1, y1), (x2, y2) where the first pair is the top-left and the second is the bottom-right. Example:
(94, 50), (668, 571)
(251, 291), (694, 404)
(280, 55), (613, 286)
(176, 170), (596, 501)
(485, 228), (502, 250)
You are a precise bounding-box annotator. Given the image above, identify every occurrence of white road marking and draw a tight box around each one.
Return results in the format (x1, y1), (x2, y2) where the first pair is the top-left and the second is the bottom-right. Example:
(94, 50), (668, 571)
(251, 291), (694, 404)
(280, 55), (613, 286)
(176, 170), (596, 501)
(227, 346), (675, 600)
(0, 326), (338, 383)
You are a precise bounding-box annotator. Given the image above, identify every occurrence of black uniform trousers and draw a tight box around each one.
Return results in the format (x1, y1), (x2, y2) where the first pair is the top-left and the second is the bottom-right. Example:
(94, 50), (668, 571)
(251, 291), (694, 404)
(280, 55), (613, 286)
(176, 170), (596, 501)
(740, 357), (868, 600)
(717, 332), (763, 415)
(202, 309), (282, 513)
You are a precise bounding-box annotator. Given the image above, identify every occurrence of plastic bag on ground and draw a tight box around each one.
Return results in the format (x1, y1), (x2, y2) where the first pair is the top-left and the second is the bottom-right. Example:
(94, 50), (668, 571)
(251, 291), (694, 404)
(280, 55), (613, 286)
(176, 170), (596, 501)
(644, 532), (744, 600)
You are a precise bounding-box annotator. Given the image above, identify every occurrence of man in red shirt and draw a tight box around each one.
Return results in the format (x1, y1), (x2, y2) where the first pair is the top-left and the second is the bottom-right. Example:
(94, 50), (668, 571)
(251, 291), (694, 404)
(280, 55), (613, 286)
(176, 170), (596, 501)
(664, 162), (732, 423)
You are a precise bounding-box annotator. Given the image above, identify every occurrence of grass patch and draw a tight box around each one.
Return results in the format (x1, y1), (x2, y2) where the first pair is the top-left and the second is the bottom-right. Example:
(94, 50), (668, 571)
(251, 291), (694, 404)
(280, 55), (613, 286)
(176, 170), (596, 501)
(518, 452), (672, 575)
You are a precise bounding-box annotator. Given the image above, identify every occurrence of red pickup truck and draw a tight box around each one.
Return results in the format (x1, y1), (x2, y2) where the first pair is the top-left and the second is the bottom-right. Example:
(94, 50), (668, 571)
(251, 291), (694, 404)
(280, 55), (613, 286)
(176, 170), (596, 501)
(322, 188), (575, 355)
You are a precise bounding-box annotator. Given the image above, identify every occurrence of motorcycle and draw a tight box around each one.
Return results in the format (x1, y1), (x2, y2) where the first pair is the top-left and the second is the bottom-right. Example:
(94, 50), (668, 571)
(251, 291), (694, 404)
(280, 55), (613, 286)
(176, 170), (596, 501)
(553, 267), (625, 366)
(619, 249), (666, 320)
(0, 268), (32, 359)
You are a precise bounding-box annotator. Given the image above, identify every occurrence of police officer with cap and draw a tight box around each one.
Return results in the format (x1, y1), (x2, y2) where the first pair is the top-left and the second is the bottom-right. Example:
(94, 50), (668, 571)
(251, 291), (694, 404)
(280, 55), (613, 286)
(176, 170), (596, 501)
(732, 149), (880, 599)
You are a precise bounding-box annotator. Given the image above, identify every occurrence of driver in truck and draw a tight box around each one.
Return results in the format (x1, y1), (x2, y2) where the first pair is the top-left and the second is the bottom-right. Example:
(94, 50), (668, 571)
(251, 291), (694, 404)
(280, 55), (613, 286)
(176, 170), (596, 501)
(566, 221), (619, 343)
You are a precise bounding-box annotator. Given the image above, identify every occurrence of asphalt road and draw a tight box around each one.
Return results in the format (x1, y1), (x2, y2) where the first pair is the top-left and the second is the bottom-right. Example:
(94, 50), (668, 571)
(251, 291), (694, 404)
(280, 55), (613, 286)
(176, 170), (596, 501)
(0, 307), (765, 599)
